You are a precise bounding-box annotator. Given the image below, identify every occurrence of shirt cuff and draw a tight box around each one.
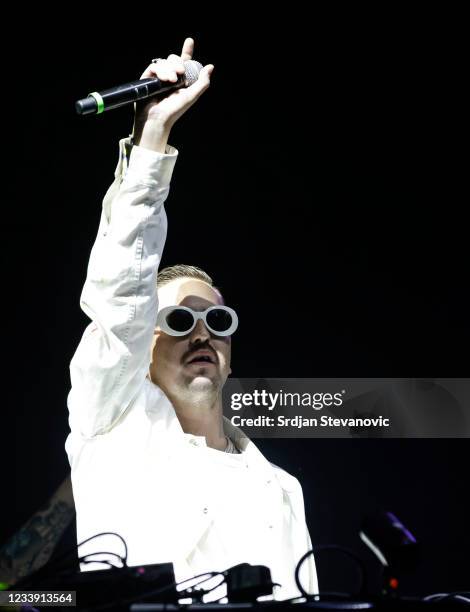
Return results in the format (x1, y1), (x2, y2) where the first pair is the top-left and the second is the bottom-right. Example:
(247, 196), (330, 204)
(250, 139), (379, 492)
(119, 136), (179, 187)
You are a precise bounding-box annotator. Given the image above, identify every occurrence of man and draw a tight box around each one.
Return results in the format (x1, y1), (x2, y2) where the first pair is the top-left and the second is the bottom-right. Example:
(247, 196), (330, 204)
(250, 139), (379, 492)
(66, 37), (318, 601)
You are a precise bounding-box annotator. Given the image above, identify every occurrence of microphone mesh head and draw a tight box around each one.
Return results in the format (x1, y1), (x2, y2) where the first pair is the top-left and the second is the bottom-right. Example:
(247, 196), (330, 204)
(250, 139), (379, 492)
(184, 60), (203, 86)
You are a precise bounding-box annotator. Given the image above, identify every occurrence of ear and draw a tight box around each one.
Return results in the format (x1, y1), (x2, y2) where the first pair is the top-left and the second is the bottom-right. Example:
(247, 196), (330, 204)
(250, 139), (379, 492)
(228, 366), (232, 375)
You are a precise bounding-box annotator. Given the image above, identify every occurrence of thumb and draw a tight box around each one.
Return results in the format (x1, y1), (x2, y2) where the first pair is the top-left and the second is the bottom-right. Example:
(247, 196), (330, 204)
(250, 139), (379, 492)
(204, 64), (215, 78)
(185, 64), (214, 100)
(199, 64), (215, 80)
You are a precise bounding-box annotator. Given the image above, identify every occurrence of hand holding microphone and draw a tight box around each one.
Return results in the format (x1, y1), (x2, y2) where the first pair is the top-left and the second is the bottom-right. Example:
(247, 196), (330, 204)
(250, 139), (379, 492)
(76, 37), (214, 153)
(75, 59), (203, 116)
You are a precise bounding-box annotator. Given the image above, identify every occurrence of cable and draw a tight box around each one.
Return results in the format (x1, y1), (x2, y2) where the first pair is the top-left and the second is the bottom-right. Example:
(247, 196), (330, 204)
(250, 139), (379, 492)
(77, 532), (128, 566)
(423, 591), (470, 604)
(295, 545), (366, 600)
(79, 559), (120, 571)
(175, 571), (222, 589)
(189, 574), (226, 601)
(14, 533), (127, 590)
(294, 549), (316, 599)
(79, 552), (126, 569)
(45, 532), (128, 574)
(191, 566), (281, 603)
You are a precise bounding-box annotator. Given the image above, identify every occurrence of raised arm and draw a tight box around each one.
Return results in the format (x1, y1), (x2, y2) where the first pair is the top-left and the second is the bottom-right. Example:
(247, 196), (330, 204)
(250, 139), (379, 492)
(67, 39), (214, 439)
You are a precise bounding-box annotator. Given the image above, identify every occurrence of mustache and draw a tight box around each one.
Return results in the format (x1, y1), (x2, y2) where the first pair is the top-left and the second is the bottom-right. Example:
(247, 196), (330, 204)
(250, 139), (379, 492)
(182, 341), (217, 363)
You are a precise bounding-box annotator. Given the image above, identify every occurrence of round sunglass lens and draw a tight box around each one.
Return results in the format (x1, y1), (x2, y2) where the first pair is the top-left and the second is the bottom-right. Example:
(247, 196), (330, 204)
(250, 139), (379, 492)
(166, 309), (194, 333)
(207, 309), (232, 333)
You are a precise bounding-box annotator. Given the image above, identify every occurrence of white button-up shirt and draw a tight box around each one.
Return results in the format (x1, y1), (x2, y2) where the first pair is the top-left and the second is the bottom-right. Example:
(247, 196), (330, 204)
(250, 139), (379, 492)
(65, 138), (318, 601)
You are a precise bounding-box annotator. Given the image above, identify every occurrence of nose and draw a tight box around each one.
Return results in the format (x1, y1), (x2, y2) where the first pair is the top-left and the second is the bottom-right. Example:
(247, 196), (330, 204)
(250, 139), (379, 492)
(188, 318), (211, 344)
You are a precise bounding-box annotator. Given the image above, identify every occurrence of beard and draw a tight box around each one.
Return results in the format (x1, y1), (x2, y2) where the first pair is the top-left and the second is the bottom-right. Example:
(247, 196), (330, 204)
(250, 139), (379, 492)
(176, 366), (224, 407)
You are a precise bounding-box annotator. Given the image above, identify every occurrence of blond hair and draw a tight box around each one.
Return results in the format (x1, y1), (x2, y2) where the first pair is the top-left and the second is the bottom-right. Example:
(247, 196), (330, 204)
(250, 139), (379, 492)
(157, 264), (224, 303)
(157, 264), (214, 288)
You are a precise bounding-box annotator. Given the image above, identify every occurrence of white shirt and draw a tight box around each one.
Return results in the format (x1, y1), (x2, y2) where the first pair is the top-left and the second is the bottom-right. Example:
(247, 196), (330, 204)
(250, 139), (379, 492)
(65, 137), (318, 601)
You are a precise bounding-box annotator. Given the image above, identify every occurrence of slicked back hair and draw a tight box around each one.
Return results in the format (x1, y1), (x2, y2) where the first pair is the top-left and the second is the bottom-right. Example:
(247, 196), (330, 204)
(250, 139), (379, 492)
(156, 264), (224, 303)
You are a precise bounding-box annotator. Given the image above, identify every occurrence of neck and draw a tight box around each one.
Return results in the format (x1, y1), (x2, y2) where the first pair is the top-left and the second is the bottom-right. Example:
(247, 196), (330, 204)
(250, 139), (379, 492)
(168, 387), (227, 451)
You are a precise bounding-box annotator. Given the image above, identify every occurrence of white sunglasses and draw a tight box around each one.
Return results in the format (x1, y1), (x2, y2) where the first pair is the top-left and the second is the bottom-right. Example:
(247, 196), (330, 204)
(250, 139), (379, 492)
(156, 305), (239, 337)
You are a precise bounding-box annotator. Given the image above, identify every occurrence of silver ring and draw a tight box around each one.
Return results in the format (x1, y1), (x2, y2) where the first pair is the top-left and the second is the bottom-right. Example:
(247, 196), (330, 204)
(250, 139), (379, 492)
(151, 58), (163, 64)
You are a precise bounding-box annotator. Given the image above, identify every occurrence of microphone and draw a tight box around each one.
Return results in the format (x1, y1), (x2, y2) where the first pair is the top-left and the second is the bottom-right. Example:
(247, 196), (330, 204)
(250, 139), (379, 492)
(75, 60), (203, 116)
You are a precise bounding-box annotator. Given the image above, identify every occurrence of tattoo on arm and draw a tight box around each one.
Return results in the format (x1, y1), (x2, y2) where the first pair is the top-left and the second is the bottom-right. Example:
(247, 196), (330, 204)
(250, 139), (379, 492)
(0, 498), (75, 584)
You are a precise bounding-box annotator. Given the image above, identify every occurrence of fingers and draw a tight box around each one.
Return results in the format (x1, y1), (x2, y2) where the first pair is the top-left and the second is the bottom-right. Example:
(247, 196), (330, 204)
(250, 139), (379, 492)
(140, 37), (195, 80)
(135, 41), (213, 125)
(166, 54), (185, 74)
(181, 37), (194, 61)
(183, 64), (214, 103)
(140, 59), (214, 99)
(140, 52), (187, 82)
(140, 59), (182, 83)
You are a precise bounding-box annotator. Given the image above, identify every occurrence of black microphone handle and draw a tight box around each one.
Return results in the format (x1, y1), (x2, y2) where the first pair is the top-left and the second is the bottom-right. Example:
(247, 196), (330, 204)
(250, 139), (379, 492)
(75, 75), (186, 116)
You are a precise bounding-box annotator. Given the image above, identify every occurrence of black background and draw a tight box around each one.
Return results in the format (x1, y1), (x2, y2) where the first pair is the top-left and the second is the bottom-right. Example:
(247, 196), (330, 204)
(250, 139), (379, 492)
(3, 7), (469, 598)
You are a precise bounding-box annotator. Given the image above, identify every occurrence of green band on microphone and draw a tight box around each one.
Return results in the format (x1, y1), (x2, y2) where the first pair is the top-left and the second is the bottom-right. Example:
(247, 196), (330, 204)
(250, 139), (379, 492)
(89, 91), (105, 114)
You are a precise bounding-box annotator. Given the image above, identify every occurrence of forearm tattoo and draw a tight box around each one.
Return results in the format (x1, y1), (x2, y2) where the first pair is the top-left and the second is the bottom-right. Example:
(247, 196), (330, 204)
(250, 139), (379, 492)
(0, 499), (75, 584)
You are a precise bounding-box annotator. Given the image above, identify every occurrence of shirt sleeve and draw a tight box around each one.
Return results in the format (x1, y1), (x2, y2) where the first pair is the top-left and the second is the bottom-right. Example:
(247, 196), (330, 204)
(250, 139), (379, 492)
(67, 137), (178, 439)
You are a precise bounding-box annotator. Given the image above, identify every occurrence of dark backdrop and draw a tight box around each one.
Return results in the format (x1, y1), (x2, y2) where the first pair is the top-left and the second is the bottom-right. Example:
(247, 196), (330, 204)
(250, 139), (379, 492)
(4, 9), (468, 598)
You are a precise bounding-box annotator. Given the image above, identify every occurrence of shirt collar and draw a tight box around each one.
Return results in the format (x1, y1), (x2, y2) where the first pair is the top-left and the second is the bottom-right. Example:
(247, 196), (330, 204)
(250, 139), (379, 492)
(145, 378), (272, 468)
